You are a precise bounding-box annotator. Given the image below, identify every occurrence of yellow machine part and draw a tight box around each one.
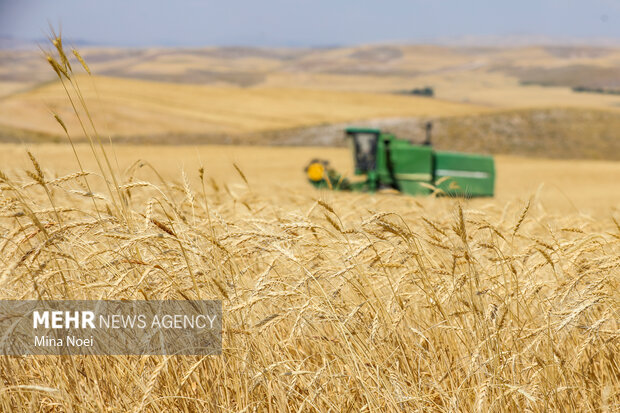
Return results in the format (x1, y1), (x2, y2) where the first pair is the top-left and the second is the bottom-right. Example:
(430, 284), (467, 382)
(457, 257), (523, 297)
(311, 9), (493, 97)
(307, 162), (325, 182)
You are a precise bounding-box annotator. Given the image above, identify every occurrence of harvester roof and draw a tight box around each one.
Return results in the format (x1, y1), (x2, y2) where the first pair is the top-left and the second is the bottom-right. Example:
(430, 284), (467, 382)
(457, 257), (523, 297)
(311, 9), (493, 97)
(345, 127), (381, 134)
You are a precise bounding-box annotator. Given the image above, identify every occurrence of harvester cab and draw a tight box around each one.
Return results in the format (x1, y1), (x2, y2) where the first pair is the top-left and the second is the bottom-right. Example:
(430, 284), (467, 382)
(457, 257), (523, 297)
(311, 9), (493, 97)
(306, 126), (495, 197)
(346, 128), (381, 191)
(347, 128), (379, 173)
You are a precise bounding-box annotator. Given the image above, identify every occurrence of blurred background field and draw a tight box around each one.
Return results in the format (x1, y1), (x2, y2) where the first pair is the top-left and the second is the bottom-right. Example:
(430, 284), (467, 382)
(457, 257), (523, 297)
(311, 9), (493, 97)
(1, 42), (620, 214)
(1, 44), (620, 160)
(0, 143), (618, 216)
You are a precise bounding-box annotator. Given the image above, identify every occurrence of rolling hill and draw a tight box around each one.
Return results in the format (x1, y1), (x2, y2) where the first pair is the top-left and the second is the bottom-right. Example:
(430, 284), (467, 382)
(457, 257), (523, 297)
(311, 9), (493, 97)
(1, 43), (620, 158)
(0, 75), (484, 138)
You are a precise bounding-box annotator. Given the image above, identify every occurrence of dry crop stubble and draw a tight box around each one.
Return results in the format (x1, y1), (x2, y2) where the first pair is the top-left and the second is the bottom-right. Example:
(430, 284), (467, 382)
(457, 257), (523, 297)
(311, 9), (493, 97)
(0, 35), (618, 412)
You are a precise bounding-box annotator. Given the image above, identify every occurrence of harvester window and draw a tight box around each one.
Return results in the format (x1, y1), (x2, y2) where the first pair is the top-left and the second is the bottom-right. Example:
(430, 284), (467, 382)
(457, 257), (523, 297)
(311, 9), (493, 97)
(350, 132), (378, 173)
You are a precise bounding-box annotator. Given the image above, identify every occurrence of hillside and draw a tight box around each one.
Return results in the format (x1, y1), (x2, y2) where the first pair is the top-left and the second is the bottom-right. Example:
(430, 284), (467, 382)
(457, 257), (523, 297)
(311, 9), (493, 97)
(1, 44), (620, 158)
(0, 75), (483, 138)
(240, 108), (620, 160)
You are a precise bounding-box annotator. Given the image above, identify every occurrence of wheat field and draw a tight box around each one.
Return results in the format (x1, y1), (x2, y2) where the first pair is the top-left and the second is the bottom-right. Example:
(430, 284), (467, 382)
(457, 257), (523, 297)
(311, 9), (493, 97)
(0, 35), (618, 413)
(0, 142), (618, 412)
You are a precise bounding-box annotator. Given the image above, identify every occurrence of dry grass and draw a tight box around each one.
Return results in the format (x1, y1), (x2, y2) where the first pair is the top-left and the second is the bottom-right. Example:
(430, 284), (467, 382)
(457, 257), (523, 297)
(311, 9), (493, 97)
(0, 35), (617, 413)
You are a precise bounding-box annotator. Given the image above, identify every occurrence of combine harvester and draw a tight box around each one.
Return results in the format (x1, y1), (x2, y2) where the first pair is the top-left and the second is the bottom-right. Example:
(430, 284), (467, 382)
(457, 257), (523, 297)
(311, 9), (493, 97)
(306, 125), (495, 197)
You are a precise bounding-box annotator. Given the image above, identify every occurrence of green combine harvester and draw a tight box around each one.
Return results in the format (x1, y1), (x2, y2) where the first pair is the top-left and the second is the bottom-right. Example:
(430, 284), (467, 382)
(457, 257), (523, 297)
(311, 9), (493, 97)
(305, 125), (495, 197)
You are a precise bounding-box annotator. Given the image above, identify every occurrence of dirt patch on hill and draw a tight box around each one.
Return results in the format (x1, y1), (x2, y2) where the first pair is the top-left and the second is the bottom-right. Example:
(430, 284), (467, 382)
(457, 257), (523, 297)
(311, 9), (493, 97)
(498, 64), (620, 89)
(349, 46), (404, 62)
(229, 108), (620, 160)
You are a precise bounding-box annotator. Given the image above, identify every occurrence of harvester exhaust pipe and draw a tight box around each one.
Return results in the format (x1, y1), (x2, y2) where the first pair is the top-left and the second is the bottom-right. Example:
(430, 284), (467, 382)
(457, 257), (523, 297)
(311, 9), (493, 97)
(424, 121), (433, 146)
